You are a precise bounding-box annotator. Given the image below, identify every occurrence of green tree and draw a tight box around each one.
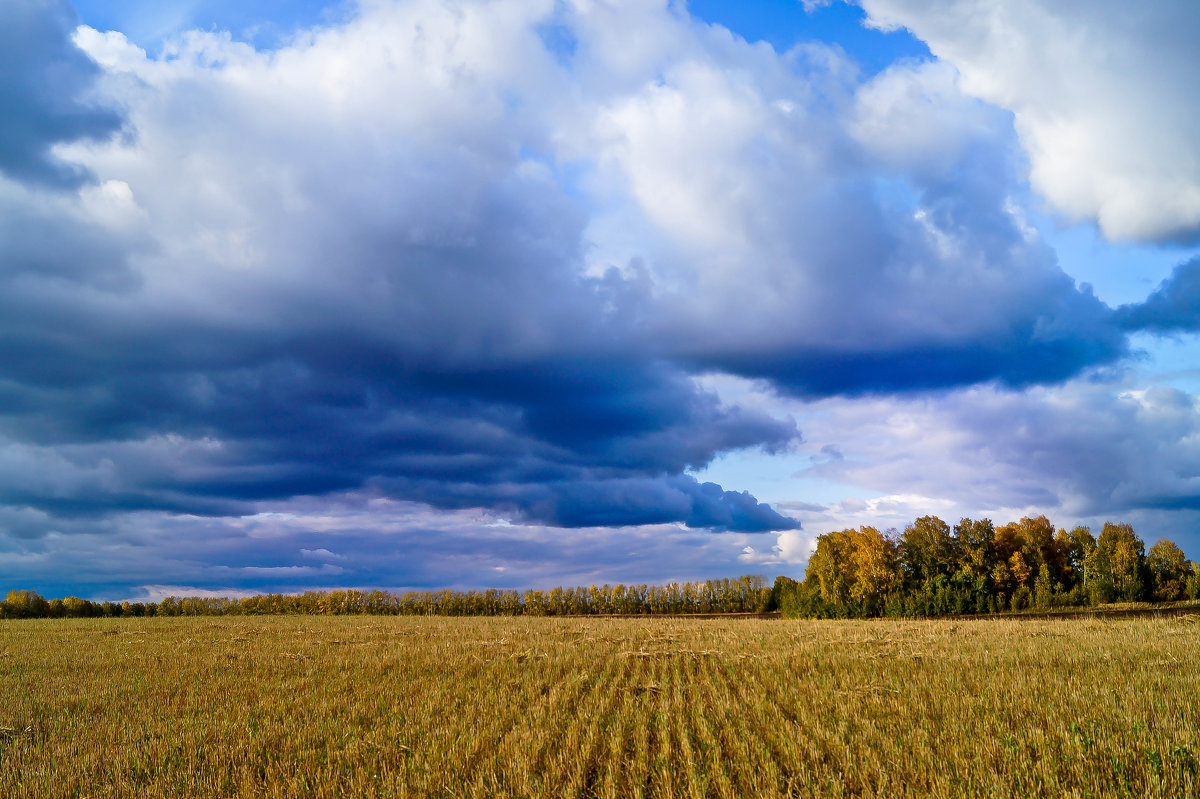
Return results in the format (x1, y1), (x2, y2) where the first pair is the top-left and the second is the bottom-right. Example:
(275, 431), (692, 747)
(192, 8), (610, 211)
(1033, 563), (1054, 610)
(1055, 525), (1096, 592)
(954, 517), (996, 579)
(900, 516), (957, 587)
(1087, 522), (1147, 602)
(1147, 539), (1191, 602)
(1186, 562), (1200, 600)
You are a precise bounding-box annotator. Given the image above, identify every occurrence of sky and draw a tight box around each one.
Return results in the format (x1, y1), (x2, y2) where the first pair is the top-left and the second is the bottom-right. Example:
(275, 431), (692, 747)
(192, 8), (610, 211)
(3, 0), (1200, 601)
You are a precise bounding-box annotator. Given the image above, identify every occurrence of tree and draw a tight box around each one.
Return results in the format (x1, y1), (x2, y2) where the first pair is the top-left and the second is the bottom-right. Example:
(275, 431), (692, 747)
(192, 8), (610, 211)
(771, 575), (800, 614)
(1033, 563), (1054, 610)
(1055, 525), (1096, 592)
(1147, 539), (1191, 602)
(2, 590), (49, 619)
(1106, 523), (1147, 601)
(952, 517), (998, 612)
(993, 516), (1063, 590)
(804, 527), (900, 617)
(900, 516), (957, 587)
(1087, 522), (1147, 602)
(990, 559), (1013, 609)
(848, 527), (901, 614)
(1083, 545), (1115, 604)
(1007, 552), (1032, 610)
(806, 530), (855, 612)
(955, 517), (996, 580)
(1015, 516), (1065, 584)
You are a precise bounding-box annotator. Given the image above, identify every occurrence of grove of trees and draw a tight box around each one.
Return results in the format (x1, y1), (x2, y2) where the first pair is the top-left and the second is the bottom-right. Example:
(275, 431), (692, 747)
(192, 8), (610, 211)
(0, 575), (775, 620)
(775, 516), (1200, 618)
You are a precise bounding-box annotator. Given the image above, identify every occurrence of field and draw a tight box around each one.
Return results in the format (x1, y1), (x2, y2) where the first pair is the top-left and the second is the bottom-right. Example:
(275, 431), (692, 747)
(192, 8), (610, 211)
(2, 615), (1199, 797)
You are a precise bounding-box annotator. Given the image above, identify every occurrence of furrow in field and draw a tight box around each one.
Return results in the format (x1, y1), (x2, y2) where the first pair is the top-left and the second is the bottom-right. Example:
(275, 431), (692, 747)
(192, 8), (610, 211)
(744, 633), (931, 791)
(546, 647), (632, 797)
(701, 651), (786, 796)
(603, 653), (653, 799)
(511, 650), (619, 796)
(650, 655), (676, 798)
(685, 652), (738, 799)
(461, 655), (588, 797)
(715, 649), (827, 796)
(631, 653), (667, 798)
(667, 653), (707, 799)
(594, 681), (636, 799)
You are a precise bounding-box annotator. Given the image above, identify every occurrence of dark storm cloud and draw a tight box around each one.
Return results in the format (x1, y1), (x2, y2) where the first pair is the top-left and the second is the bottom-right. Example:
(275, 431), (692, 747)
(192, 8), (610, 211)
(0, 0), (121, 187)
(692, 319), (1123, 398)
(0, 350), (798, 530)
(1119, 256), (1200, 333)
(0, 180), (799, 531)
(375, 474), (796, 532)
(0, 120), (798, 533)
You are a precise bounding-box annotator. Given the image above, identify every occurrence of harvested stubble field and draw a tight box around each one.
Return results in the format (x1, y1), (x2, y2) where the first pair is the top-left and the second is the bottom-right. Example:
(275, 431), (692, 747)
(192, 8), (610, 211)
(2, 615), (1199, 798)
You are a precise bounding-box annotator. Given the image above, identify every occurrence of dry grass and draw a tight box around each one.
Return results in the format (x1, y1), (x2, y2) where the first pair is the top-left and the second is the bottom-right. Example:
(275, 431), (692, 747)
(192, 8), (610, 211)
(2, 614), (1199, 797)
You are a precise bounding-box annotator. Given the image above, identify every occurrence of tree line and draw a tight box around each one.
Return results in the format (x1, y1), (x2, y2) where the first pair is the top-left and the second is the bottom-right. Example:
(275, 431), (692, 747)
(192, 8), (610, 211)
(774, 516), (1200, 618)
(0, 575), (775, 620)
(5, 517), (1197, 621)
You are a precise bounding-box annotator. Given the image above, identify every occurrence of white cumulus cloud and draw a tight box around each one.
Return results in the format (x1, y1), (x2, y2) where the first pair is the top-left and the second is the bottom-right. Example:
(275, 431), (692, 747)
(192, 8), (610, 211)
(860, 0), (1200, 243)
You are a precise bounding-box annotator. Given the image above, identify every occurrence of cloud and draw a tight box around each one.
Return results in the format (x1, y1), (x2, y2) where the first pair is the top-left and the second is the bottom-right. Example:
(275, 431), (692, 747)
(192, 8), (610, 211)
(573, 41), (1124, 394)
(299, 547), (346, 561)
(0, 0), (121, 187)
(0, 0), (809, 536)
(130, 584), (262, 603)
(0, 0), (1154, 576)
(796, 381), (1200, 531)
(1119, 256), (1200, 333)
(858, 0), (1200, 243)
(0, 496), (787, 600)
